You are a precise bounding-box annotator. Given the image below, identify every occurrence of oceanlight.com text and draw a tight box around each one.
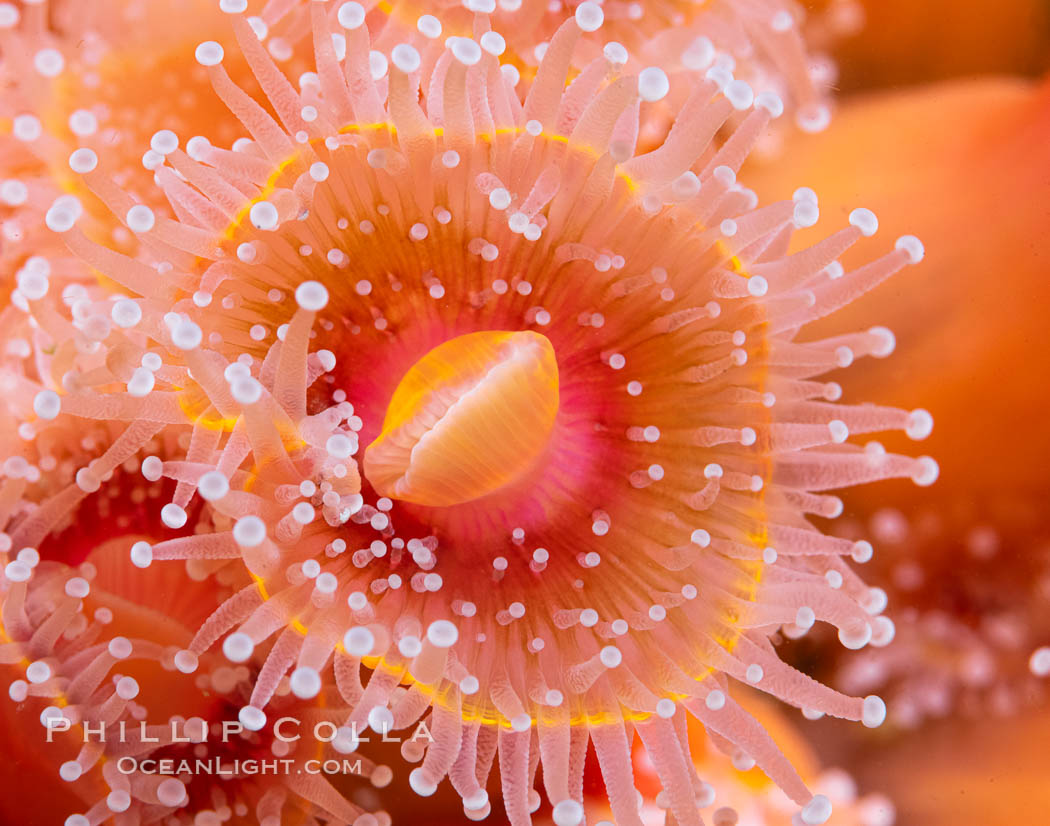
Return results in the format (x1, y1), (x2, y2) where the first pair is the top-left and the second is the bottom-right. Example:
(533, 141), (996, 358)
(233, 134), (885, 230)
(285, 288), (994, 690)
(114, 757), (366, 776)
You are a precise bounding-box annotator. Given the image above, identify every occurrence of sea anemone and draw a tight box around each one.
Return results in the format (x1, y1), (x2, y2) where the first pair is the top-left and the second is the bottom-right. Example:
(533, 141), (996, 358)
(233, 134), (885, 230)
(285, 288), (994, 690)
(12, 3), (939, 825)
(0, 458), (392, 826)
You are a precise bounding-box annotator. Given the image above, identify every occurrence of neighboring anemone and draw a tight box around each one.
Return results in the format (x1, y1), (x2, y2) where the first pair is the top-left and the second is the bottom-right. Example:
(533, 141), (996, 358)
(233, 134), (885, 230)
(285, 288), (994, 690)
(0, 553), (393, 825)
(0, 452), (391, 826)
(0, 257), (375, 823)
(0, 0), (313, 272)
(27, 4), (938, 826)
(824, 505), (1050, 728)
(364, 0), (847, 136)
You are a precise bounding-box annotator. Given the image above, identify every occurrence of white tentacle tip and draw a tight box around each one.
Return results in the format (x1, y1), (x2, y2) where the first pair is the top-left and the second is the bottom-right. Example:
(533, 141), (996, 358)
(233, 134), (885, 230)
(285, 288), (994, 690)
(35, 50), (67, 79)
(426, 619), (459, 647)
(295, 280), (329, 311)
(849, 208), (879, 236)
(1029, 646), (1050, 677)
(838, 621), (872, 650)
(796, 103), (832, 133)
(755, 91), (784, 118)
(450, 37), (482, 66)
(222, 632), (255, 663)
(33, 390), (61, 420)
(0, 5), (21, 29)
(912, 456), (939, 486)
(552, 799), (585, 826)
(771, 10), (795, 31)
(574, 1), (604, 31)
(409, 767), (438, 796)
(724, 79), (754, 110)
(603, 42), (628, 66)
(895, 234), (925, 263)
(464, 803), (492, 821)
(195, 41), (224, 66)
(638, 67), (669, 102)
(599, 645), (622, 668)
(793, 199), (819, 228)
(417, 14), (442, 39)
(126, 204), (155, 233)
(906, 408), (934, 440)
(479, 31), (505, 56)
(249, 200), (279, 230)
(391, 43), (421, 73)
(510, 713), (532, 732)
(45, 195), (83, 233)
(868, 325), (896, 357)
(746, 275), (768, 297)
(198, 470), (230, 501)
(792, 186), (818, 204)
(290, 666), (321, 699)
(68, 148), (98, 174)
(828, 419), (849, 443)
(801, 794), (833, 825)
(337, 2), (366, 30)
(130, 541), (153, 569)
(160, 503), (187, 529)
(233, 515), (267, 547)
(870, 615), (896, 647)
(150, 129), (178, 155)
(173, 649), (198, 674)
(862, 695), (887, 728)
(239, 704), (266, 731)
(851, 540), (874, 563)
(343, 626), (376, 657)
